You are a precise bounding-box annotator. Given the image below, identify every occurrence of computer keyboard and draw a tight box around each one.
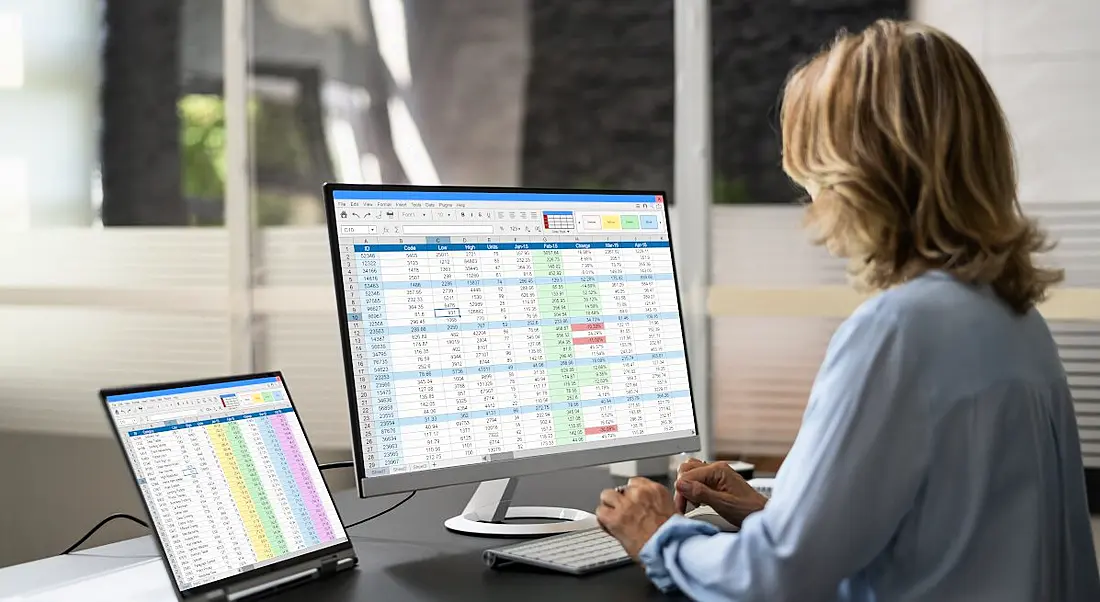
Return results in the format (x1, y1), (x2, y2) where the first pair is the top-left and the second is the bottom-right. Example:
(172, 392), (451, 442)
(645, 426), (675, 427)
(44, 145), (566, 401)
(482, 528), (632, 575)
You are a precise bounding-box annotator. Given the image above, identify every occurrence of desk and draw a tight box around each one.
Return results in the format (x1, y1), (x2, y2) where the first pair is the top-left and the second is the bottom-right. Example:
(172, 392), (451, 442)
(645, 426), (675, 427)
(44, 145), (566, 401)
(0, 468), (682, 601)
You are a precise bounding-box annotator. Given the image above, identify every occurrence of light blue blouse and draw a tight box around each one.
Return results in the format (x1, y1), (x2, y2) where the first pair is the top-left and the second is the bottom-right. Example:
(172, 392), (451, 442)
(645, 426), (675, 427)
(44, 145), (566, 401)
(641, 271), (1100, 601)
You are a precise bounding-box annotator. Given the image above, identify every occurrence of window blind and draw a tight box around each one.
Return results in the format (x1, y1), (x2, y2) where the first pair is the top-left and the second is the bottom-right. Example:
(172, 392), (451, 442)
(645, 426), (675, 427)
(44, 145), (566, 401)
(707, 204), (1100, 467)
(0, 229), (230, 436)
(0, 206), (1095, 468)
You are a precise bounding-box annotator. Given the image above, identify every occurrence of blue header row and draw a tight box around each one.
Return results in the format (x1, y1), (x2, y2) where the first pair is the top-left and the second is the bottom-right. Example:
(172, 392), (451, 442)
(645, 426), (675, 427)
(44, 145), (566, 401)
(126, 407), (294, 437)
(352, 241), (671, 253)
(332, 190), (661, 203)
(107, 376), (280, 403)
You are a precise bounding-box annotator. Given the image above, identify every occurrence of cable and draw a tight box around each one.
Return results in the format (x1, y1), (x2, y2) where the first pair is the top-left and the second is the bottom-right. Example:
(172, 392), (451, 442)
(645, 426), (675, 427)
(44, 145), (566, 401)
(62, 465), (405, 554)
(62, 513), (149, 555)
(342, 491), (416, 530)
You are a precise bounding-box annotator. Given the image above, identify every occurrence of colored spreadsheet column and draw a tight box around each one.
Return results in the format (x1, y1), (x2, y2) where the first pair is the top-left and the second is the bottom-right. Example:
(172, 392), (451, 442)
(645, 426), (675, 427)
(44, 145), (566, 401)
(206, 424), (272, 560)
(271, 414), (337, 542)
(225, 422), (289, 558)
(570, 277), (615, 438)
(535, 249), (584, 444)
(577, 359), (612, 420)
(256, 416), (320, 547)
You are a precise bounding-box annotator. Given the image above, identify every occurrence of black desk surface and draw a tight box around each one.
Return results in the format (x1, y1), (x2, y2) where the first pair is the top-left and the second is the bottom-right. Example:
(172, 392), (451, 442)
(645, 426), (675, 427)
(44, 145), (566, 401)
(275, 467), (681, 601)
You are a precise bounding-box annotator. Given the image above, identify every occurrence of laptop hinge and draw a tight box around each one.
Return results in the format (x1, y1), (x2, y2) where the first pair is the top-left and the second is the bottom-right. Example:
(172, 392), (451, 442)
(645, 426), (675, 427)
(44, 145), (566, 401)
(203, 589), (228, 601)
(319, 558), (340, 577)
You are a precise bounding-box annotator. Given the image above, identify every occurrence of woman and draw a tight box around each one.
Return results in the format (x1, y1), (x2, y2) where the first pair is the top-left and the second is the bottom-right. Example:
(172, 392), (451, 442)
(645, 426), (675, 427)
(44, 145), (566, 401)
(596, 20), (1100, 601)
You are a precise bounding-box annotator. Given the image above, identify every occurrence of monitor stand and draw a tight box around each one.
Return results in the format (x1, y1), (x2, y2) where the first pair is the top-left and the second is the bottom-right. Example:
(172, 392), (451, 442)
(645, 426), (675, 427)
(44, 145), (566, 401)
(443, 477), (598, 537)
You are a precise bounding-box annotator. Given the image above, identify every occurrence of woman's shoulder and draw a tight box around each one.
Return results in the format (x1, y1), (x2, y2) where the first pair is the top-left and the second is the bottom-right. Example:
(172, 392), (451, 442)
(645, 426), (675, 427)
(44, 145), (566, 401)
(844, 270), (1063, 387)
(852, 270), (1020, 331)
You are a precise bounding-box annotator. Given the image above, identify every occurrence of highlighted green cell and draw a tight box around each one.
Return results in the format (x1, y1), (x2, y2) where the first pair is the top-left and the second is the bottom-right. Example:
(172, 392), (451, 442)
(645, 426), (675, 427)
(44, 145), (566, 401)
(578, 365), (611, 386)
(539, 300), (568, 315)
(621, 215), (640, 229)
(533, 251), (564, 276)
(543, 342), (573, 355)
(566, 283), (600, 297)
(538, 281), (569, 319)
(539, 293), (567, 306)
(538, 285), (568, 299)
(549, 365), (580, 403)
(540, 325), (572, 344)
(553, 405), (585, 444)
(532, 251), (563, 264)
(566, 283), (602, 315)
(553, 405), (583, 421)
(541, 328), (574, 361)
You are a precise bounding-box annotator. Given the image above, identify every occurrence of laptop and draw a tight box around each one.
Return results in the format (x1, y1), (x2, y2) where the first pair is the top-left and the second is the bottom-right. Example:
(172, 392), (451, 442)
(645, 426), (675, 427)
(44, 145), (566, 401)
(99, 372), (357, 601)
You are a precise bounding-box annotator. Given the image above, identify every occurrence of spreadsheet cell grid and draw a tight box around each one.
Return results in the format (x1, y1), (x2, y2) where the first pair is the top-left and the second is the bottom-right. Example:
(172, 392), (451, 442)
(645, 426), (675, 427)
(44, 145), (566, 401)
(340, 233), (694, 475)
(107, 380), (346, 592)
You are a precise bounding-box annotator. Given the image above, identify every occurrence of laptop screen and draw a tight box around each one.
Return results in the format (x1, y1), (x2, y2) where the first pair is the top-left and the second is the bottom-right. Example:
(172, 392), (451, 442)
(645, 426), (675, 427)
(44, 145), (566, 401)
(104, 375), (348, 592)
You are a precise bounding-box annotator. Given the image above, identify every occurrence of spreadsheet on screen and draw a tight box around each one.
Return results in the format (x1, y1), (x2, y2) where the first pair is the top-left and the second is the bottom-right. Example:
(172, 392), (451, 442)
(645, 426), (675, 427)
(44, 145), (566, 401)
(332, 190), (696, 478)
(106, 377), (346, 591)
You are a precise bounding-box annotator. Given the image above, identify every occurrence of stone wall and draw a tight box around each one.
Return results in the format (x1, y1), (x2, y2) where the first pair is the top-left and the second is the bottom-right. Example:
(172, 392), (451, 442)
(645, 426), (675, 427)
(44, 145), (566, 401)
(522, 0), (908, 202)
(522, 1), (675, 192)
(711, 0), (907, 203)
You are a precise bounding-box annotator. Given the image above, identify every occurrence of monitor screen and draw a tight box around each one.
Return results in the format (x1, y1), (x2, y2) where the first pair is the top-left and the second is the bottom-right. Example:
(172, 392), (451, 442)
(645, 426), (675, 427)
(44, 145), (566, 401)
(329, 187), (697, 486)
(104, 376), (348, 592)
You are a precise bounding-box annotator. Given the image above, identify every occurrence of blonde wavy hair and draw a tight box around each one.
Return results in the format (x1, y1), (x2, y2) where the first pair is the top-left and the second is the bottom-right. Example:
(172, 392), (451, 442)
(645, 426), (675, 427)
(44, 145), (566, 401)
(780, 20), (1062, 314)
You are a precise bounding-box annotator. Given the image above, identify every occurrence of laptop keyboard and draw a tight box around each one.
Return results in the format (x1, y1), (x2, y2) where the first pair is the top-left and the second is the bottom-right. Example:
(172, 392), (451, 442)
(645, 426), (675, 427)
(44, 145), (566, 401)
(482, 528), (631, 575)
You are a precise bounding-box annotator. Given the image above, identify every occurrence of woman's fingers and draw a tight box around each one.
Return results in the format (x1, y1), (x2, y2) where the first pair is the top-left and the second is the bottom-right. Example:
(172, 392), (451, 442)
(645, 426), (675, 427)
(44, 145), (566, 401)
(681, 461), (736, 488)
(675, 459), (708, 512)
(677, 458), (706, 475)
(676, 478), (720, 508)
(674, 490), (689, 514)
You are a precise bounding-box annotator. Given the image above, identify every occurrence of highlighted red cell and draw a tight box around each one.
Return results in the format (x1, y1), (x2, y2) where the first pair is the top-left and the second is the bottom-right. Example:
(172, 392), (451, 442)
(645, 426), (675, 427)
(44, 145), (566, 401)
(572, 336), (606, 345)
(571, 322), (605, 331)
(585, 424), (618, 435)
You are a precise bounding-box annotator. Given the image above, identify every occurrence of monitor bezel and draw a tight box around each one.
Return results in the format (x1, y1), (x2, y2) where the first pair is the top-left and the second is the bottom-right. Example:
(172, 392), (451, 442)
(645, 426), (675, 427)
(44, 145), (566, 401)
(323, 183), (701, 498)
(98, 371), (355, 600)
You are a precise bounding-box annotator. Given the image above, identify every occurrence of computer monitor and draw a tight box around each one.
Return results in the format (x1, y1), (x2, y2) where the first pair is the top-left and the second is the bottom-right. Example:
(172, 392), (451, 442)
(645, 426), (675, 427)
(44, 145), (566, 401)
(99, 373), (355, 598)
(324, 184), (698, 536)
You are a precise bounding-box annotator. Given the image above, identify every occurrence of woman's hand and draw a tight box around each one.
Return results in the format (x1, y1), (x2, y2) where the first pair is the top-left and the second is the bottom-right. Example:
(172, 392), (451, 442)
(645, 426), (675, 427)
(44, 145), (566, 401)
(674, 459), (769, 527)
(596, 477), (677, 559)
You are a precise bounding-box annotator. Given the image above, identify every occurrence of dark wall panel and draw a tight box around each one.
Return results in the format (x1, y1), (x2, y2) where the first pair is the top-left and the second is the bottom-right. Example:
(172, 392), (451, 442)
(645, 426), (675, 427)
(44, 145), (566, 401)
(522, 1), (675, 193)
(100, 0), (186, 226)
(522, 0), (907, 203)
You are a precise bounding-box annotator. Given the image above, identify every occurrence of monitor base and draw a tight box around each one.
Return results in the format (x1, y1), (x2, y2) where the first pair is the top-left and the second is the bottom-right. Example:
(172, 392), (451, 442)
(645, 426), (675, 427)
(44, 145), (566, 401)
(442, 477), (599, 538)
(443, 506), (598, 537)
